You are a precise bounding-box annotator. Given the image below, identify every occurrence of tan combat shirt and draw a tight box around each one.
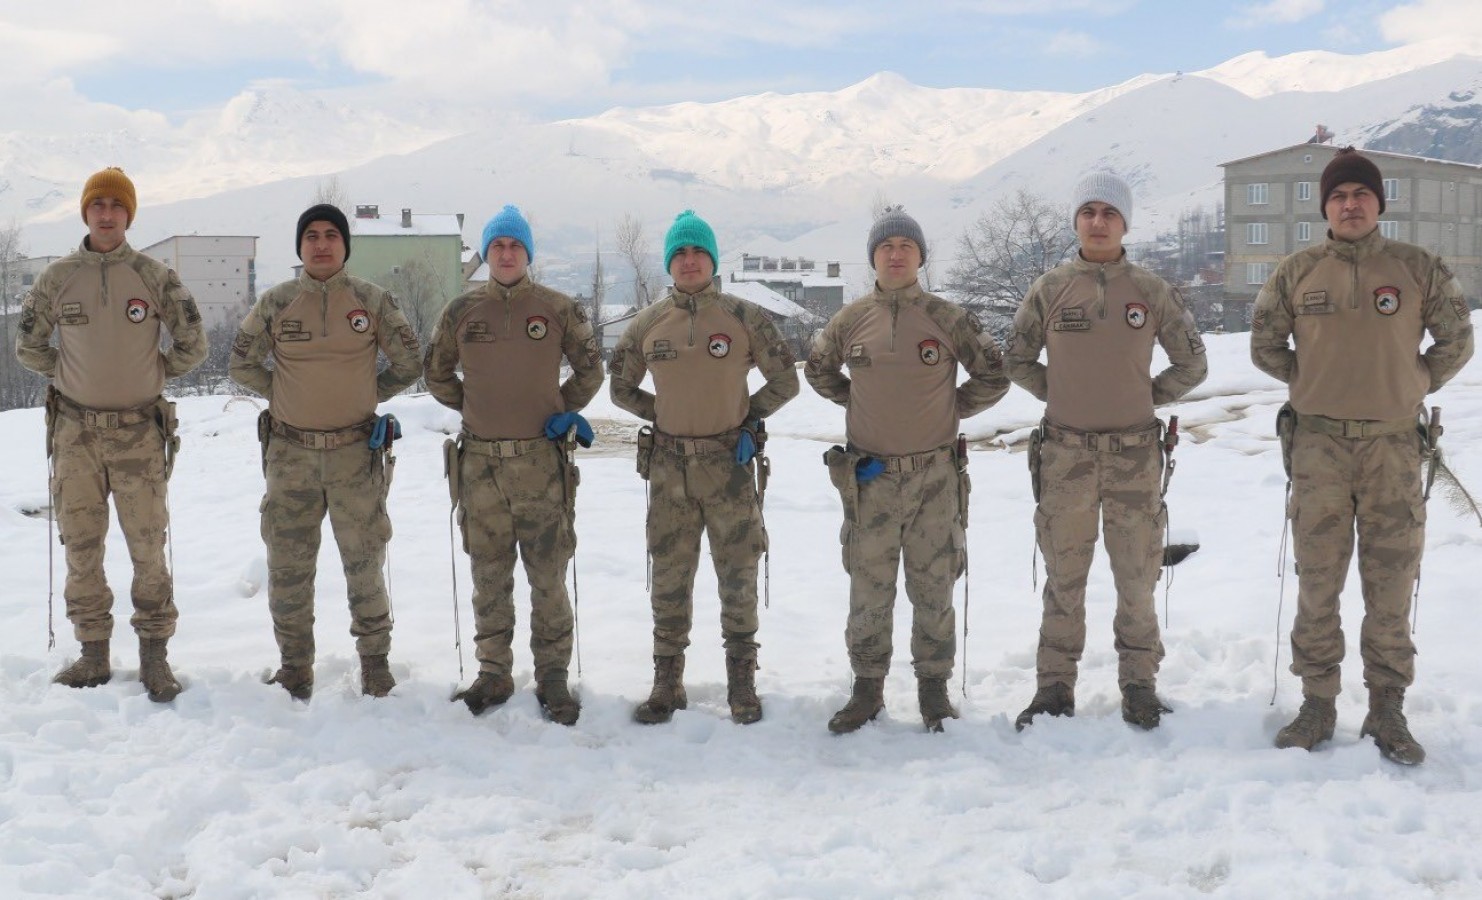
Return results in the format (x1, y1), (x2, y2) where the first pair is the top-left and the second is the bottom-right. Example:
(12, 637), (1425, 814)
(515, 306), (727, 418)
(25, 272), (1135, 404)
(806, 282), (1009, 457)
(16, 239), (208, 409)
(609, 284), (799, 436)
(230, 270), (422, 431)
(1251, 228), (1474, 421)
(424, 276), (604, 440)
(1007, 254), (1208, 433)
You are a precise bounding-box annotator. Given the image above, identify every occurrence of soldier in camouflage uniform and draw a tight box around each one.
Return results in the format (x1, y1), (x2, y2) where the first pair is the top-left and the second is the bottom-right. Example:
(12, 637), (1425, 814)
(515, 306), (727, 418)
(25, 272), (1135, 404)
(1252, 148), (1474, 765)
(610, 210), (799, 725)
(424, 205), (604, 725)
(1006, 172), (1207, 732)
(230, 203), (422, 701)
(16, 167), (208, 702)
(806, 207), (1009, 734)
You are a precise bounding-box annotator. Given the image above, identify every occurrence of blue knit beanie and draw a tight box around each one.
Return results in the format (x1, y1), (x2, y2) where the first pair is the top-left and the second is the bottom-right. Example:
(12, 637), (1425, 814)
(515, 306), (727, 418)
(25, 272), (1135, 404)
(482, 204), (534, 262)
(663, 210), (719, 271)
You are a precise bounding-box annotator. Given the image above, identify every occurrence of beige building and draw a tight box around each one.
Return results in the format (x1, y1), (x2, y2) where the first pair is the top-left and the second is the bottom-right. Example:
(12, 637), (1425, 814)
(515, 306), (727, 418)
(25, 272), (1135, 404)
(1222, 143), (1482, 329)
(139, 235), (258, 330)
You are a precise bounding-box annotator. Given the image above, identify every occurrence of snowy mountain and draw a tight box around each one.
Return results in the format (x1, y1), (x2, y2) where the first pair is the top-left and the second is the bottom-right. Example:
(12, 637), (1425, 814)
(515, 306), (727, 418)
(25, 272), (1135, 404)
(8, 44), (1482, 296)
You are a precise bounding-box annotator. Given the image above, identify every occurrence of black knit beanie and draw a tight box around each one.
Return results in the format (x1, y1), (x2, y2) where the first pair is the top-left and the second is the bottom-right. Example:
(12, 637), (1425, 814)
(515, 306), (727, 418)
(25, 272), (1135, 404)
(1320, 147), (1386, 215)
(296, 204), (352, 261)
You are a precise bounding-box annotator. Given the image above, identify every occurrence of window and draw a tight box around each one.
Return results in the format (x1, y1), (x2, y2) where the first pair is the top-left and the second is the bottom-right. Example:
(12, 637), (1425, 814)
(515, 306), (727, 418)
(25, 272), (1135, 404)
(1384, 178), (1399, 201)
(1297, 182), (1312, 202)
(1297, 222), (1312, 243)
(1247, 183), (1269, 205)
(1247, 262), (1272, 285)
(1379, 221), (1399, 239)
(1246, 223), (1269, 245)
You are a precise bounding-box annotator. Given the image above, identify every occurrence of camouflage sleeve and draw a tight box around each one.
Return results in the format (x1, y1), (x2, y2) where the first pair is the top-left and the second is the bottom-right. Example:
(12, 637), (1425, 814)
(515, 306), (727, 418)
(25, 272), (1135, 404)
(1151, 284), (1208, 405)
(743, 304), (799, 421)
(559, 298), (605, 413)
(421, 302), (464, 411)
(803, 310), (850, 408)
(375, 291), (422, 401)
(1420, 259), (1475, 392)
(950, 308), (1009, 419)
(14, 282), (58, 377)
(158, 270), (209, 378)
(228, 300), (274, 398)
(1249, 264), (1296, 384)
(1005, 282), (1049, 401)
(608, 311), (656, 421)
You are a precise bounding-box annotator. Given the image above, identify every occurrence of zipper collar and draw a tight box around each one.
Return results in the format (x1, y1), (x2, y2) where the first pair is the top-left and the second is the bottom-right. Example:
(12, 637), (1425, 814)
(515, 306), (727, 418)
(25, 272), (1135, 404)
(488, 274), (532, 302)
(79, 237), (133, 263)
(1325, 226), (1386, 262)
(670, 282), (718, 311)
(872, 281), (925, 305)
(299, 268), (351, 292)
(1072, 249), (1128, 276)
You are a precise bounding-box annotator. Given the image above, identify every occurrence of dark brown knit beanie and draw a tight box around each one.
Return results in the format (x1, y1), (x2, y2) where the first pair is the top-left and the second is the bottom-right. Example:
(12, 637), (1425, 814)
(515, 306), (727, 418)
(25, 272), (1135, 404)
(1320, 147), (1385, 214)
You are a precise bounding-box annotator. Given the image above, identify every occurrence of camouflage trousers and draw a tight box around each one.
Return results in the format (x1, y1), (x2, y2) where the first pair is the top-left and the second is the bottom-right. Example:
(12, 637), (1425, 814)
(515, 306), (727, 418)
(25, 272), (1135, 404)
(1287, 426), (1423, 699)
(50, 413), (175, 642)
(837, 446), (964, 680)
(261, 439), (392, 666)
(1033, 427), (1166, 690)
(647, 436), (766, 660)
(457, 440), (575, 682)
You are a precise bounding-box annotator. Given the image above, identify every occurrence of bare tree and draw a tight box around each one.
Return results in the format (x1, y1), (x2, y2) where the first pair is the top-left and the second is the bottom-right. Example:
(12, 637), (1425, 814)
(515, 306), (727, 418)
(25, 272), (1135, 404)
(313, 175), (351, 215)
(382, 256), (446, 349)
(615, 214), (658, 307)
(0, 222), (45, 410)
(947, 190), (1076, 339)
(869, 189), (894, 222)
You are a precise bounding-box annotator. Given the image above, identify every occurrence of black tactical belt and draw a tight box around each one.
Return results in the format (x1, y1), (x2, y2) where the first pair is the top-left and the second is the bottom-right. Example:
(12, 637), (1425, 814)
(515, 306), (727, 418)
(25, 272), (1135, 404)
(653, 429), (739, 456)
(52, 392), (154, 428)
(461, 435), (548, 458)
(269, 417), (375, 450)
(1042, 423), (1159, 452)
(1296, 413), (1415, 439)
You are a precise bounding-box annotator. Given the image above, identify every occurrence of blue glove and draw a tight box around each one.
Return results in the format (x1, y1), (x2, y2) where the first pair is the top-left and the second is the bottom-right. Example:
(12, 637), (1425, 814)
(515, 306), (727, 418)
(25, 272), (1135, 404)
(735, 429), (756, 465)
(368, 414), (402, 449)
(855, 457), (885, 484)
(544, 412), (594, 448)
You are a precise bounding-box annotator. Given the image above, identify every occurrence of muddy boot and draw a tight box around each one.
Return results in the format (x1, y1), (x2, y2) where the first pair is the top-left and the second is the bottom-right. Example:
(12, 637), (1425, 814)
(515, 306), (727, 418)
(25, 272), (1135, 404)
(455, 672), (516, 715)
(1274, 694), (1337, 751)
(268, 663), (314, 701)
(1121, 684), (1173, 730)
(53, 640), (112, 688)
(827, 676), (885, 734)
(360, 654), (396, 697)
(726, 656), (763, 725)
(1360, 687), (1425, 766)
(138, 637), (182, 703)
(1014, 682), (1075, 732)
(634, 655), (687, 725)
(918, 677), (959, 733)
(536, 679), (581, 726)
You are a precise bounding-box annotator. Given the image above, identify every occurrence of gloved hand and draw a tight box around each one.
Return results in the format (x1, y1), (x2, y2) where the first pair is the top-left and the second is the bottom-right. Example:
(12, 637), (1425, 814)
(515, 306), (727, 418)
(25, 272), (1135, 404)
(544, 411), (594, 448)
(856, 457), (885, 483)
(368, 414), (402, 449)
(735, 429), (756, 465)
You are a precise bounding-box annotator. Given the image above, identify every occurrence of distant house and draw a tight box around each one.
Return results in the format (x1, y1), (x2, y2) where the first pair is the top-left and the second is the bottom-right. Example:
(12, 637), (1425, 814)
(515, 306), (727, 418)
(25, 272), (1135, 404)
(1221, 143), (1482, 331)
(347, 205), (465, 334)
(730, 255), (848, 318)
(138, 236), (258, 330)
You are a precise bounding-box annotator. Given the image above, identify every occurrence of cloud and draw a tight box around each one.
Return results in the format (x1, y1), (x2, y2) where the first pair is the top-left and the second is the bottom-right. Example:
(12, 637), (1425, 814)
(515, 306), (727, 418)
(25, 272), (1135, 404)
(1226, 0), (1325, 28)
(1045, 31), (1106, 56)
(1379, 0), (1482, 45)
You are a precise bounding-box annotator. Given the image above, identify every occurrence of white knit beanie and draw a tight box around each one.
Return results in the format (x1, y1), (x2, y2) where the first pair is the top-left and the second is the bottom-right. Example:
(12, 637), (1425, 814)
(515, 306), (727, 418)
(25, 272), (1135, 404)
(1071, 172), (1133, 231)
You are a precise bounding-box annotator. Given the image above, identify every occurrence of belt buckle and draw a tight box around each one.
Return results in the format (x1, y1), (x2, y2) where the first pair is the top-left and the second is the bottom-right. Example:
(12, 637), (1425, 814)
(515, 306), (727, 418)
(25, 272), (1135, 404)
(1342, 420), (1364, 439)
(85, 411), (119, 428)
(306, 432), (329, 450)
(1109, 434), (1123, 452)
(1085, 433), (1098, 451)
(495, 440), (518, 458)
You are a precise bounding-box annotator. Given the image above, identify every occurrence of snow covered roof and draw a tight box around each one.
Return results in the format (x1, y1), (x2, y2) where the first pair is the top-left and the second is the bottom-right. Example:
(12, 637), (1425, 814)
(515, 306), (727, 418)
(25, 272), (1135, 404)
(467, 262), (489, 283)
(730, 270), (848, 289)
(352, 213), (463, 237)
(724, 281), (820, 323)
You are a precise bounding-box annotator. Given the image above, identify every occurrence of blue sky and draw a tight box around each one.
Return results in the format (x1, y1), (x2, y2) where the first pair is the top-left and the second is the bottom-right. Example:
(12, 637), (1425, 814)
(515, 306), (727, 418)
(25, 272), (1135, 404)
(2, 0), (1478, 129)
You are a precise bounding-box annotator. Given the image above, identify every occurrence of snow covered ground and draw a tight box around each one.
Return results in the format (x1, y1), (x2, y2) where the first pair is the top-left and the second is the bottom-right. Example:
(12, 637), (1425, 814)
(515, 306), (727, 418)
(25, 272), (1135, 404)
(2, 320), (1480, 898)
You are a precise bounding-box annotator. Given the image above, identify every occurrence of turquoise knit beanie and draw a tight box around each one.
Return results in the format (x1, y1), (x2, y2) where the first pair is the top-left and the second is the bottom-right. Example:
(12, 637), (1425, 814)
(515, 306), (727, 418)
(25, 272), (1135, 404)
(482, 204), (534, 262)
(663, 210), (718, 271)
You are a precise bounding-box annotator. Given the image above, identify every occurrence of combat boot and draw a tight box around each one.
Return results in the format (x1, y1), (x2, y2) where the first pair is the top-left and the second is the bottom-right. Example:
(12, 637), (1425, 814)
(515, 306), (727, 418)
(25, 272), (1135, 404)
(726, 656), (763, 725)
(536, 679), (581, 726)
(455, 672), (515, 715)
(918, 677), (959, 733)
(1274, 694), (1336, 751)
(827, 676), (885, 734)
(1360, 687), (1425, 766)
(1014, 682), (1075, 732)
(1121, 684), (1173, 730)
(360, 654), (395, 697)
(138, 637), (182, 703)
(268, 663), (314, 701)
(634, 654), (687, 724)
(53, 640), (112, 688)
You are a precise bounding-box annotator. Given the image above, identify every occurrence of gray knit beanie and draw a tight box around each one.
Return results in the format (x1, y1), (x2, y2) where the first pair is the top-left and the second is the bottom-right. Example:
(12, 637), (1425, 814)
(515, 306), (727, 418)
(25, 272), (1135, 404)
(867, 206), (928, 266)
(1071, 172), (1133, 231)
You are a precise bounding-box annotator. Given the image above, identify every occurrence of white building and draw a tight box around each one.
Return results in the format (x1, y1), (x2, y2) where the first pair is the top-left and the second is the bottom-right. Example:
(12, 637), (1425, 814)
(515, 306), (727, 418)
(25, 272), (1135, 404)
(139, 235), (258, 331)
